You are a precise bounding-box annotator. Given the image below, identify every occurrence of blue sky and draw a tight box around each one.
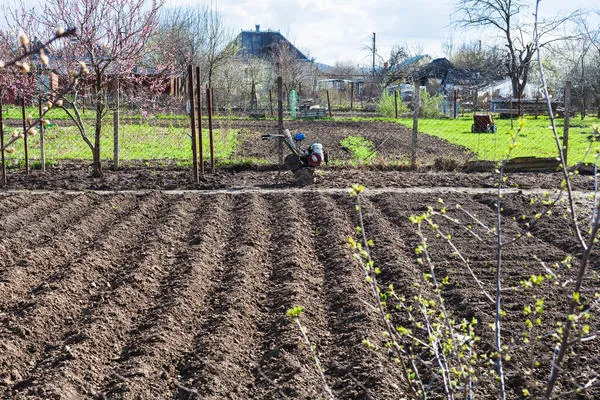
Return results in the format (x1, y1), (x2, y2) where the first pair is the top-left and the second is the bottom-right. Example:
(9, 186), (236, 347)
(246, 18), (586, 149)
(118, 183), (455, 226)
(165, 0), (600, 66)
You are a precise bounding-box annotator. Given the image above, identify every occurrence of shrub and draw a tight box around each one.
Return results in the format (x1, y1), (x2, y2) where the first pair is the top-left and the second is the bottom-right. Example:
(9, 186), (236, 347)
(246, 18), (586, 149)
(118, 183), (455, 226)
(377, 89), (408, 118)
(419, 90), (445, 119)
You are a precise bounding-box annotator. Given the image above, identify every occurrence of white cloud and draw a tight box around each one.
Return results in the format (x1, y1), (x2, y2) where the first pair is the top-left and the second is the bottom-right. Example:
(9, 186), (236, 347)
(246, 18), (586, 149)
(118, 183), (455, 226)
(135, 0), (600, 65)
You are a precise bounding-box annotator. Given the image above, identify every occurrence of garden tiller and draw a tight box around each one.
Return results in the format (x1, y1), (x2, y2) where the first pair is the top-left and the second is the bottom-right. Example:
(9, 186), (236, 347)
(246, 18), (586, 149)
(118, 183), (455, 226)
(261, 129), (327, 186)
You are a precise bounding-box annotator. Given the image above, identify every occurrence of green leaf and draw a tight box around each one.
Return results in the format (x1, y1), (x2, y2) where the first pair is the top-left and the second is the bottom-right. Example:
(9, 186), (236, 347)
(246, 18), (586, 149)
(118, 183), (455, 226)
(286, 306), (305, 318)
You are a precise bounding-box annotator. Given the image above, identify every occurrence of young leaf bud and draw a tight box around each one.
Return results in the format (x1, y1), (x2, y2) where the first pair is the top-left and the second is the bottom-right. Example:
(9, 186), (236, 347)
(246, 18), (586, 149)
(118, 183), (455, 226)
(56, 26), (65, 37)
(12, 130), (20, 138)
(27, 128), (37, 136)
(46, 100), (53, 109)
(0, 60), (4, 69)
(6, 147), (16, 154)
(19, 33), (29, 47)
(17, 61), (30, 74)
(40, 49), (49, 66)
(26, 115), (33, 125)
(55, 99), (63, 107)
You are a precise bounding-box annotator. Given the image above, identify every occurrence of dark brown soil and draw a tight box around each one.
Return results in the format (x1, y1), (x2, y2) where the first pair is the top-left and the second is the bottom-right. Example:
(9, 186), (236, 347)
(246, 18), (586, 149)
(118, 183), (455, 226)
(1, 119), (599, 399)
(0, 158), (596, 192)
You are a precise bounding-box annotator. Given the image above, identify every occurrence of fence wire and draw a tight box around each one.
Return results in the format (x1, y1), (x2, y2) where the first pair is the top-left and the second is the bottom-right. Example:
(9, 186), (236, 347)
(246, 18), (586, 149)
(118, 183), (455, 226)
(1, 105), (599, 171)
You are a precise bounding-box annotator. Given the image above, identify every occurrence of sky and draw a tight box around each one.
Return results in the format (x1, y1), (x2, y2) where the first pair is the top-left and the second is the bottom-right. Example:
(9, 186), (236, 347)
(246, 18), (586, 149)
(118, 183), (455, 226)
(1, 0), (598, 66)
(164, 0), (600, 66)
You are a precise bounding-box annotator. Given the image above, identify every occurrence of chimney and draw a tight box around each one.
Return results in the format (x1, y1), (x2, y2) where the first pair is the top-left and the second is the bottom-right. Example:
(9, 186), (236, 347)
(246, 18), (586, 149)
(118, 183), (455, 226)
(255, 25), (260, 32)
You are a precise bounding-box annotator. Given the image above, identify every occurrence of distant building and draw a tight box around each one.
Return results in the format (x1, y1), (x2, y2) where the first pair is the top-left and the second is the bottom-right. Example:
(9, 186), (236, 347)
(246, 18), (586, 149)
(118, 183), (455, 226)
(413, 58), (475, 94)
(232, 25), (309, 62)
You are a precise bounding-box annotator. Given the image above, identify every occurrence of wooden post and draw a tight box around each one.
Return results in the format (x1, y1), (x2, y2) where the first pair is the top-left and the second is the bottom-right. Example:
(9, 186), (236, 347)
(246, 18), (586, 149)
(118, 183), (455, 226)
(326, 90), (332, 117)
(277, 77), (284, 168)
(196, 66), (204, 177)
(563, 81), (571, 167)
(211, 87), (216, 116)
(187, 65), (199, 183)
(350, 83), (354, 111)
(0, 97), (5, 186)
(269, 89), (274, 117)
(394, 90), (398, 119)
(411, 81), (420, 169)
(38, 97), (45, 172)
(113, 78), (119, 170)
(206, 86), (215, 174)
(22, 97), (29, 175)
(453, 89), (458, 119)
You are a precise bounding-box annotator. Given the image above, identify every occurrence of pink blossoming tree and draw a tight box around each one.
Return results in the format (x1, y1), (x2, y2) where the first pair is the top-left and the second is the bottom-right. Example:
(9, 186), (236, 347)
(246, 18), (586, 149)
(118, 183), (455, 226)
(7, 0), (165, 177)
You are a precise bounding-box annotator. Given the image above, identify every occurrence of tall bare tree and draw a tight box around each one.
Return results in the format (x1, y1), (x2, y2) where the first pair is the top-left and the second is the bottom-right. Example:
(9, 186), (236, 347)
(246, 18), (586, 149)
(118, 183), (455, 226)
(455, 0), (579, 99)
(272, 40), (315, 96)
(449, 41), (505, 84)
(157, 6), (238, 91)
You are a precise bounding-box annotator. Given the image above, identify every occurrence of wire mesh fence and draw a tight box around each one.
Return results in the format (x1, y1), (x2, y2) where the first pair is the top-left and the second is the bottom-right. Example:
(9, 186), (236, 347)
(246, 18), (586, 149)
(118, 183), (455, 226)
(1, 96), (599, 172)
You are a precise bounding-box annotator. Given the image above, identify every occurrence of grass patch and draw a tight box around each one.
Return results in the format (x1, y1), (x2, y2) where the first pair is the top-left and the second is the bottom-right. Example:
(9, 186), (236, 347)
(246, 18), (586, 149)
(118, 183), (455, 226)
(396, 115), (600, 166)
(340, 135), (377, 163)
(4, 122), (241, 163)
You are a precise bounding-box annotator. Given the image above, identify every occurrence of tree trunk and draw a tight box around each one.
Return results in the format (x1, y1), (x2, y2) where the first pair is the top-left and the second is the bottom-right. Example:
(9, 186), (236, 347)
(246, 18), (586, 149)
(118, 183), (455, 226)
(93, 101), (104, 178)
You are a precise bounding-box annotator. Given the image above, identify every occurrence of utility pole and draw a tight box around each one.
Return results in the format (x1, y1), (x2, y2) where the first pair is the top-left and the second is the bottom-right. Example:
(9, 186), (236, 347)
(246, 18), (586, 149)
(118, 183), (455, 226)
(372, 32), (376, 97)
(372, 32), (376, 81)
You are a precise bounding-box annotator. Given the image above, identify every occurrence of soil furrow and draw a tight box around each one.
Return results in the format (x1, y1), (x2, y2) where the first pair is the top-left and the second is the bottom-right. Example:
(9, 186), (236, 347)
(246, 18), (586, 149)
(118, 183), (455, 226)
(0, 193), (141, 387)
(0, 193), (30, 219)
(250, 193), (330, 399)
(17, 193), (181, 398)
(0, 193), (169, 398)
(0, 193), (95, 265)
(0, 192), (64, 238)
(301, 192), (397, 398)
(98, 194), (229, 398)
(0, 193), (115, 303)
(176, 193), (272, 398)
(0, 194), (140, 314)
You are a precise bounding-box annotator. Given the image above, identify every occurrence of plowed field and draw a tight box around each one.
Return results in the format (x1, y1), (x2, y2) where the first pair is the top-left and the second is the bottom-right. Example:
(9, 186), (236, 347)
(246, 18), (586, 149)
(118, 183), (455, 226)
(1, 185), (598, 399)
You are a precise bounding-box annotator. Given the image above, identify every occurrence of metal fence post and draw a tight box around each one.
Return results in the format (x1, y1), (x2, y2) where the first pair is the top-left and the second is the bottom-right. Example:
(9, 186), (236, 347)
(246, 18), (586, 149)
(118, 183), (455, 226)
(113, 78), (119, 170)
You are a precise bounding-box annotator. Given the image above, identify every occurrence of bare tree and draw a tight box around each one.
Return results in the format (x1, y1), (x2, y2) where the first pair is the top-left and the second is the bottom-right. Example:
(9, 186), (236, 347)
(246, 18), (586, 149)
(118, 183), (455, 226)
(454, 0), (579, 99)
(328, 60), (359, 78)
(157, 5), (238, 102)
(449, 41), (505, 84)
(272, 40), (315, 96)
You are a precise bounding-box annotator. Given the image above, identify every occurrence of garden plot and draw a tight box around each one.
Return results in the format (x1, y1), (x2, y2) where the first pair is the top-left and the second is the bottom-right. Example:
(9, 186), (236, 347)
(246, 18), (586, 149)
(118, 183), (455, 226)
(1, 185), (598, 399)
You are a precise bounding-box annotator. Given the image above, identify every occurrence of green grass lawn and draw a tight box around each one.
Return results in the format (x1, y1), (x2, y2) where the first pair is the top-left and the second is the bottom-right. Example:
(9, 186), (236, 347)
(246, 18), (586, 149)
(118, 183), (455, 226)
(3, 105), (600, 168)
(4, 122), (240, 164)
(396, 115), (600, 166)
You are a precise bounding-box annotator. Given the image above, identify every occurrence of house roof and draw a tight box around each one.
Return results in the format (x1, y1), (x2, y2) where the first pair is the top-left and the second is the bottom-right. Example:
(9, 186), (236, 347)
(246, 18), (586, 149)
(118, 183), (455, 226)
(233, 26), (309, 62)
(413, 58), (475, 85)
